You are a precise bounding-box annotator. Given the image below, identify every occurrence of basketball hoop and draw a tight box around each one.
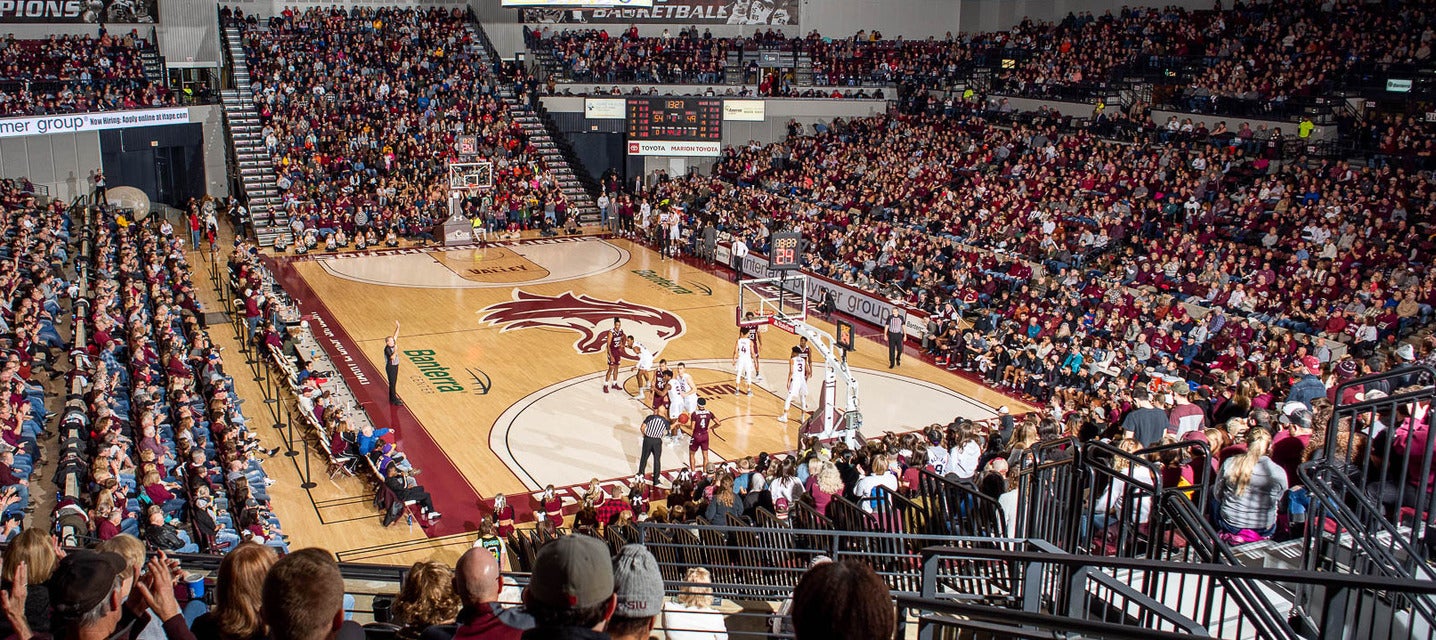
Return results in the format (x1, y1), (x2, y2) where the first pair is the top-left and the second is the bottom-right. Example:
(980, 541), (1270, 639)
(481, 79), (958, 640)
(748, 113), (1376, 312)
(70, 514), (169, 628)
(737, 273), (809, 334)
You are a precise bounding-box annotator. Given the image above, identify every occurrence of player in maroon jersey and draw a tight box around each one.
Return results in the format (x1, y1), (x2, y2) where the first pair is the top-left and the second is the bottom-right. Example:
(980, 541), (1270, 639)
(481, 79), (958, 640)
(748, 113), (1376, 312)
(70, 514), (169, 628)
(652, 369), (673, 418)
(603, 318), (625, 393)
(688, 397), (716, 470)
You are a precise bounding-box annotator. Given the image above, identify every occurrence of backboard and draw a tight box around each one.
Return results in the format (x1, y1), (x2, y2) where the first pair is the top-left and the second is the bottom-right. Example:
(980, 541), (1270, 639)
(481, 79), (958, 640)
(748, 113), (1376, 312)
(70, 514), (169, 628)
(737, 273), (808, 334)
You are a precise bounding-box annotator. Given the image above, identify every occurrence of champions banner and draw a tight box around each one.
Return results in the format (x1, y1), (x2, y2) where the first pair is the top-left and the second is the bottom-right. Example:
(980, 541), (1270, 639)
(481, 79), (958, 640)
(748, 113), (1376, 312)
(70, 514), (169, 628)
(0, 107), (189, 139)
(0, 0), (157, 23)
(521, 0), (797, 25)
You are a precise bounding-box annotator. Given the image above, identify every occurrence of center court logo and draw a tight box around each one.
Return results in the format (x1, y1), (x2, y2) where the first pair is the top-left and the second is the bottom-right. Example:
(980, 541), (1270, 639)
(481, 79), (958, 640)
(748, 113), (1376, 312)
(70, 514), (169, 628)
(478, 290), (686, 354)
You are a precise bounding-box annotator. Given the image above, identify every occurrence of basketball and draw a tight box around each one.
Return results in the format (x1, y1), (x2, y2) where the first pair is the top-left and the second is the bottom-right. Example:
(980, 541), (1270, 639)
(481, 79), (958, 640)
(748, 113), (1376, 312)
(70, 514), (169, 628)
(677, 413), (691, 424)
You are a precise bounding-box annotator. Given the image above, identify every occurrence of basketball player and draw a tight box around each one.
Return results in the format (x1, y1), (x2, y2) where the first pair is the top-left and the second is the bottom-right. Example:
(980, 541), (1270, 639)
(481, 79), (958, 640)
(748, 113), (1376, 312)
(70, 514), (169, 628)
(652, 369), (673, 418)
(667, 207), (683, 258)
(628, 335), (655, 400)
(603, 318), (625, 393)
(689, 397), (716, 470)
(733, 328), (756, 396)
(742, 312), (765, 383)
(778, 346), (808, 422)
(672, 362), (698, 417)
(384, 320), (403, 406)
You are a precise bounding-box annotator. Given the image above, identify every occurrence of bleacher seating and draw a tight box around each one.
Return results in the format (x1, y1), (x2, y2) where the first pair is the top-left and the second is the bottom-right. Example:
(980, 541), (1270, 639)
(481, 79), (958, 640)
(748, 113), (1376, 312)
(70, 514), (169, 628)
(0, 32), (173, 116)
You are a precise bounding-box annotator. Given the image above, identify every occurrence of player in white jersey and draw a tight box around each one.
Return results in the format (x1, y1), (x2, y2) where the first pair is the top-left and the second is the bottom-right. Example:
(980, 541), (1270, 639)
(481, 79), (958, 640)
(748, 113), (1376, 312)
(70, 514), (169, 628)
(740, 314), (765, 383)
(778, 346), (809, 422)
(627, 335), (655, 399)
(733, 329), (756, 396)
(670, 362), (699, 416)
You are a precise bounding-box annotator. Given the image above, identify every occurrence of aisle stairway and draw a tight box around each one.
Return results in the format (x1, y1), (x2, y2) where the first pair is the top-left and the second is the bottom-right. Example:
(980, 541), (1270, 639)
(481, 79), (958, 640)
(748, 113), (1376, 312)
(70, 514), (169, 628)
(469, 24), (602, 225)
(220, 21), (289, 248)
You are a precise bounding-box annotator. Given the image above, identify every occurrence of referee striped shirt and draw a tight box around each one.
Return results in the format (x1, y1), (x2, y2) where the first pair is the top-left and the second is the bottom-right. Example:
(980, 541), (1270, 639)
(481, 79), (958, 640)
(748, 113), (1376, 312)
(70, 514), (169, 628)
(642, 414), (670, 438)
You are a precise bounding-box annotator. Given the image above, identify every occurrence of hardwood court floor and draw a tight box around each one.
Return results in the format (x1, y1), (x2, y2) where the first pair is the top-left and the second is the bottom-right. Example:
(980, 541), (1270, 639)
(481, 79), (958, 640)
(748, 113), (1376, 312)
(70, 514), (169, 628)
(233, 236), (1031, 565)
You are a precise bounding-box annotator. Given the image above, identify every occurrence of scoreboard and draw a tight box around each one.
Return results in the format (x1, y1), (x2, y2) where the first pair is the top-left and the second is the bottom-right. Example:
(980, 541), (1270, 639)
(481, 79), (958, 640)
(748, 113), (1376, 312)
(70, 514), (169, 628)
(627, 97), (723, 142)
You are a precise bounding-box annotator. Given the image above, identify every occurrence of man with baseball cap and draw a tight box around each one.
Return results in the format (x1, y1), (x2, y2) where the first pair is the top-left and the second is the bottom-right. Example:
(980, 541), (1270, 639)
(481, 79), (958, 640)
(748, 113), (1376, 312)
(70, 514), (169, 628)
(1285, 355), (1326, 409)
(34, 549), (195, 640)
(522, 535), (617, 639)
(605, 545), (665, 640)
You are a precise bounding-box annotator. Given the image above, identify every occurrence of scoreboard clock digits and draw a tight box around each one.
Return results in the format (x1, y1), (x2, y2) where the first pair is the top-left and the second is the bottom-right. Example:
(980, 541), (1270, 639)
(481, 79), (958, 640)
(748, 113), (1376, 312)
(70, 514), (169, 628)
(627, 97), (723, 142)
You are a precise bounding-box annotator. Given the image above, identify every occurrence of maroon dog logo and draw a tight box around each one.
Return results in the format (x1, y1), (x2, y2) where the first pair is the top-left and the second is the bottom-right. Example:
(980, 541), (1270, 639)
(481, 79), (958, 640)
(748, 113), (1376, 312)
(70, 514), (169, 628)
(479, 290), (686, 354)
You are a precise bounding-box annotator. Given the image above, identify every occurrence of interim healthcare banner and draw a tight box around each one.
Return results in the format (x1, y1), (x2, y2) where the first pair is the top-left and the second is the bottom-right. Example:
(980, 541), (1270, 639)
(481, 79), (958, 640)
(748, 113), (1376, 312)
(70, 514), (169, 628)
(0, 107), (190, 139)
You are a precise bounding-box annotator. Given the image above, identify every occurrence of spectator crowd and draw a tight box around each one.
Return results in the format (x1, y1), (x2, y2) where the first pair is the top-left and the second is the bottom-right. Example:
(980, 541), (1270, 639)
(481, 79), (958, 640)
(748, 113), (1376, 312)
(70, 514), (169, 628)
(0, 31), (174, 117)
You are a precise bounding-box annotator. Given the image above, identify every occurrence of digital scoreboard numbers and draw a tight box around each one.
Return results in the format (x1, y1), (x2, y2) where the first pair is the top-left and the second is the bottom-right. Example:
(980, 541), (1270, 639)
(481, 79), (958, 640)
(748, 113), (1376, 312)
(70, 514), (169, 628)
(626, 97), (723, 142)
(768, 231), (802, 271)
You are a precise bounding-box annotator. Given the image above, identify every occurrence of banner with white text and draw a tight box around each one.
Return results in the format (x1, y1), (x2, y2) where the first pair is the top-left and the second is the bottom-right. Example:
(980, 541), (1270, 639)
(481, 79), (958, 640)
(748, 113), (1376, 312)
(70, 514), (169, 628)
(0, 108), (189, 139)
(521, 0), (796, 25)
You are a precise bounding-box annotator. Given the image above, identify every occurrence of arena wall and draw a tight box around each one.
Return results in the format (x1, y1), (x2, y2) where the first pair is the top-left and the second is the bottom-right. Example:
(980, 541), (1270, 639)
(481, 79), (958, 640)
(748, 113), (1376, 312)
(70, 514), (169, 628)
(0, 104), (228, 202)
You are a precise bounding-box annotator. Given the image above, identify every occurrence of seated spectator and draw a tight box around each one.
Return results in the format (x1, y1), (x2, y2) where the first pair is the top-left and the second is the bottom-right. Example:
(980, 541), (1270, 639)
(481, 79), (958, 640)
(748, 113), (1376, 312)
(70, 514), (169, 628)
(262, 548), (360, 640)
(1216, 428), (1288, 542)
(190, 542), (279, 640)
(390, 562), (460, 640)
(790, 560), (895, 640)
(663, 567), (728, 640)
(606, 545), (665, 640)
(419, 547), (532, 640)
(522, 535), (617, 638)
(0, 528), (56, 635)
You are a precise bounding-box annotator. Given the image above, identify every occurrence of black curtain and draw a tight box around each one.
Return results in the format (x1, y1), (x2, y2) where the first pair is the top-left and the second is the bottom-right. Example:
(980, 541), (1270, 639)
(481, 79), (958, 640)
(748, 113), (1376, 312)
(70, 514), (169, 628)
(99, 123), (205, 208)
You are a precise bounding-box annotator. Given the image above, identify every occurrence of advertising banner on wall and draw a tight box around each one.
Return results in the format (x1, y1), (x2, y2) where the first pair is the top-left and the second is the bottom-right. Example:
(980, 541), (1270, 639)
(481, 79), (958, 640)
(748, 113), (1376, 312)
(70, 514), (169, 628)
(584, 98), (626, 119)
(0, 0), (157, 23)
(722, 244), (928, 339)
(723, 99), (765, 121)
(0, 107), (189, 139)
(626, 140), (722, 156)
(521, 0), (797, 25)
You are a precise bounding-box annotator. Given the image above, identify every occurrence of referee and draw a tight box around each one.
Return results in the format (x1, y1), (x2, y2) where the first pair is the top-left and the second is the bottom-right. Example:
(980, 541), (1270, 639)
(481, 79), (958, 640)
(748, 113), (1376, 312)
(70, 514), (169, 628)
(887, 307), (907, 368)
(637, 411), (669, 487)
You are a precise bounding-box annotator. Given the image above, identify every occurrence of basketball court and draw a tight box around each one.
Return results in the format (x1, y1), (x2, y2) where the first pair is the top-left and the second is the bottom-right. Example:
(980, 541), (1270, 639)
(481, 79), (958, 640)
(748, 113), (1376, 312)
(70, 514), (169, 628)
(256, 235), (1031, 561)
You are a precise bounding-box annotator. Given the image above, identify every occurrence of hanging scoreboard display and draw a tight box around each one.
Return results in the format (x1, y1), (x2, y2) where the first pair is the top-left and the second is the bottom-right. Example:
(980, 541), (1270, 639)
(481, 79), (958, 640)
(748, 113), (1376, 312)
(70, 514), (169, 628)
(625, 97), (723, 156)
(768, 231), (802, 271)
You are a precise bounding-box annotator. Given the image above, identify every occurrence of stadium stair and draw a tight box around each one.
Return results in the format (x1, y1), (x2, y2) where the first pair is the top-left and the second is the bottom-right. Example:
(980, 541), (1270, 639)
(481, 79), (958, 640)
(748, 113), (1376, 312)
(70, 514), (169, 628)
(140, 47), (166, 85)
(471, 23), (602, 226)
(220, 20), (289, 249)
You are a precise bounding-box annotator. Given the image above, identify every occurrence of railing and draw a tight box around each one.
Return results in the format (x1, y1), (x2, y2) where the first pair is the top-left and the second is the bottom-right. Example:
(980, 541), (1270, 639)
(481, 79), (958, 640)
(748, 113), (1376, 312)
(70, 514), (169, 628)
(915, 545), (1436, 640)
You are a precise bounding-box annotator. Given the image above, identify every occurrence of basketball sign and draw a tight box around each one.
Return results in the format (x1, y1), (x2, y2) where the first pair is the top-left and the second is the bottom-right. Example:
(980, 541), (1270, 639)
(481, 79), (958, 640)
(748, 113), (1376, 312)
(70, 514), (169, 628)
(769, 231), (802, 271)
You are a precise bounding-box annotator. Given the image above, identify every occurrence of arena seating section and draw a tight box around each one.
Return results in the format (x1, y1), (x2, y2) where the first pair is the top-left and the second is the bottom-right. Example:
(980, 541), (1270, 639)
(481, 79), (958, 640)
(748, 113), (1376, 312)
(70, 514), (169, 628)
(529, 0), (1435, 114)
(3, 0), (1435, 638)
(236, 8), (582, 243)
(0, 32), (173, 116)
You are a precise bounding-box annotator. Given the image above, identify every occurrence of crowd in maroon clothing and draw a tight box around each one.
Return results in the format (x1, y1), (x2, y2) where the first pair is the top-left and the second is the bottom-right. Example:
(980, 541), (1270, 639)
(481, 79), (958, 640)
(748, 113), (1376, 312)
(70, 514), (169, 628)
(634, 107), (1433, 420)
(529, 0), (1434, 114)
(0, 32), (173, 116)
(241, 7), (571, 241)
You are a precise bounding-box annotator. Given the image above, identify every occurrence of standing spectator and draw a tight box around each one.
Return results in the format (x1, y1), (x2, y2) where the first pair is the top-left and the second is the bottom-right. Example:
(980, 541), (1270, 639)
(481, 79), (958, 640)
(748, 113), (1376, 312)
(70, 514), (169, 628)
(663, 567), (728, 640)
(521, 535), (617, 639)
(191, 542), (279, 640)
(605, 545), (665, 640)
(1122, 389), (1170, 446)
(790, 560), (894, 640)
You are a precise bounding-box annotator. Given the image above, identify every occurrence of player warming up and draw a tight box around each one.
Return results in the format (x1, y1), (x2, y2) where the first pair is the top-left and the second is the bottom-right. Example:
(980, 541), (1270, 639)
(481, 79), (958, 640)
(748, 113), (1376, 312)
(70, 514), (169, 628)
(778, 346), (809, 422)
(689, 397), (716, 469)
(733, 328), (756, 396)
(603, 318), (625, 393)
